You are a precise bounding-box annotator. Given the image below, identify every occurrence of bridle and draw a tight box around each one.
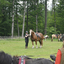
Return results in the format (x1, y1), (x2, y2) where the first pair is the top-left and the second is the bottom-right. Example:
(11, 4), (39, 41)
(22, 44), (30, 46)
(11, 56), (25, 64)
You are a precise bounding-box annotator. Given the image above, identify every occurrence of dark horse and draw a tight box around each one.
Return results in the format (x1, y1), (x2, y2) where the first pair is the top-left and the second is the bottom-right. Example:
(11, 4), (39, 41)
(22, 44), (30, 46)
(29, 29), (44, 48)
(0, 51), (54, 64)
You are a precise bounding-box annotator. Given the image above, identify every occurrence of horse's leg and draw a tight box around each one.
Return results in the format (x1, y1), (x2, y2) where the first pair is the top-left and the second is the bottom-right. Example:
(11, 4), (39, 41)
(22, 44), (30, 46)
(39, 40), (43, 48)
(39, 40), (41, 44)
(35, 40), (38, 48)
(58, 39), (59, 42)
(45, 37), (46, 41)
(58, 38), (60, 42)
(51, 37), (53, 41)
(58, 36), (60, 42)
(32, 41), (34, 48)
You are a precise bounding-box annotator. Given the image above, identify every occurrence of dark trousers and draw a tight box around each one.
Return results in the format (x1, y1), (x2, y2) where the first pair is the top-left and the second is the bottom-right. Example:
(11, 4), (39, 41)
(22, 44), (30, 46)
(25, 40), (28, 48)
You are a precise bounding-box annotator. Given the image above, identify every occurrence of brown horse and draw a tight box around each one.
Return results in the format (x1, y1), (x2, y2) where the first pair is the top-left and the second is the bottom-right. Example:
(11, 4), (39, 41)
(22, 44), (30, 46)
(51, 34), (61, 41)
(29, 29), (44, 48)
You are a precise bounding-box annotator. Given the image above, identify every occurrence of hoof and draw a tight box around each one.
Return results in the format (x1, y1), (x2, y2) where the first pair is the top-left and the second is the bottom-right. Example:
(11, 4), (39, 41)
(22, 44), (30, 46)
(40, 46), (42, 48)
(32, 46), (34, 48)
(36, 46), (38, 48)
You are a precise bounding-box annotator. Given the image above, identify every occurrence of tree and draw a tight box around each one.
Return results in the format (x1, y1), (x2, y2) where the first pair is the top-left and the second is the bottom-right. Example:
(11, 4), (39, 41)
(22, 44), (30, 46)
(26, 1), (28, 31)
(11, 0), (15, 38)
(56, 0), (64, 33)
(44, 0), (47, 35)
(22, 1), (26, 37)
(0, 0), (12, 36)
(15, 0), (20, 36)
(36, 15), (38, 32)
(52, 0), (56, 33)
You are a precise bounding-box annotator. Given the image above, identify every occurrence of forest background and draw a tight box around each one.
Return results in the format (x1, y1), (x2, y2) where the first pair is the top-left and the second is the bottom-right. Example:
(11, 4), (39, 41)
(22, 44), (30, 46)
(0, 0), (64, 37)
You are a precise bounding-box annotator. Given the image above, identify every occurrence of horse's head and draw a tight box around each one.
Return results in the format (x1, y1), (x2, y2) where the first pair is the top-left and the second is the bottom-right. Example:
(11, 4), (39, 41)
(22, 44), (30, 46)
(13, 56), (32, 64)
(29, 29), (33, 36)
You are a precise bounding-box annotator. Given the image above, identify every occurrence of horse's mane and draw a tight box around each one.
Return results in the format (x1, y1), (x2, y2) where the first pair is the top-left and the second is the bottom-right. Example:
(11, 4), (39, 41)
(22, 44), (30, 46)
(32, 30), (35, 33)
(0, 51), (12, 64)
(30, 30), (35, 37)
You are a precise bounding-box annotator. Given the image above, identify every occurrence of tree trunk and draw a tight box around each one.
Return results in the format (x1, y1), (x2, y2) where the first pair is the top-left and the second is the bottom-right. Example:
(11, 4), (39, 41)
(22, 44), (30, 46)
(16, 0), (19, 36)
(52, 0), (56, 33)
(26, 1), (28, 31)
(44, 0), (47, 35)
(54, 0), (56, 33)
(22, 1), (26, 37)
(36, 15), (38, 32)
(11, 0), (15, 38)
(17, 21), (19, 36)
(9, 0), (10, 19)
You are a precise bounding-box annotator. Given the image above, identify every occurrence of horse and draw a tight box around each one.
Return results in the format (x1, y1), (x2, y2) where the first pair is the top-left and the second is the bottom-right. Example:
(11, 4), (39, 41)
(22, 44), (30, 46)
(0, 51), (54, 64)
(51, 34), (61, 41)
(29, 29), (44, 48)
(59, 34), (64, 41)
(44, 35), (49, 41)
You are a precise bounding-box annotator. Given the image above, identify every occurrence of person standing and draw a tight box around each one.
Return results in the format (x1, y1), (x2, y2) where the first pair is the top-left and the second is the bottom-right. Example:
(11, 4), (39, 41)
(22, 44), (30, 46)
(25, 31), (29, 49)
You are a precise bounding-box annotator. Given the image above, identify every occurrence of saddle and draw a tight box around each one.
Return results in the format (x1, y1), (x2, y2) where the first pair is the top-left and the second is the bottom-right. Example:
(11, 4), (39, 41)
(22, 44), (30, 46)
(35, 33), (41, 38)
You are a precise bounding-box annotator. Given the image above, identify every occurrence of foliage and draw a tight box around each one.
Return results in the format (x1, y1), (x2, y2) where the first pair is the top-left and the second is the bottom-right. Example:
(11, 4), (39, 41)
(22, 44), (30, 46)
(55, 0), (64, 34)
(0, 0), (12, 36)
(0, 0), (64, 36)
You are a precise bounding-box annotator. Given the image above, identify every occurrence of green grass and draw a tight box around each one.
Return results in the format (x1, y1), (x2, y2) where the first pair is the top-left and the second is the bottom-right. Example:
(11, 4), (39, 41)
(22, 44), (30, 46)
(0, 38), (63, 59)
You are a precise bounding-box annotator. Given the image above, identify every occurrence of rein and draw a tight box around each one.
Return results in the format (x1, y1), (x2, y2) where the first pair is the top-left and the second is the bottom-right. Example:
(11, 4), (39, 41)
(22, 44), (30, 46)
(12, 56), (25, 64)
(19, 56), (25, 64)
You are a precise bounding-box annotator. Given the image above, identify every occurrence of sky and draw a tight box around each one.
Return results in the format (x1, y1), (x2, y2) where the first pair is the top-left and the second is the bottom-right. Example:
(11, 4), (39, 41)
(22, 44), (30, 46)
(47, 0), (52, 10)
(19, 0), (52, 10)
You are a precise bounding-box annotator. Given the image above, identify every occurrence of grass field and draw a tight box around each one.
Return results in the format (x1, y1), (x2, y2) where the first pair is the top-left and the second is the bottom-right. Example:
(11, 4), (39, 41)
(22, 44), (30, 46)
(0, 38), (63, 59)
